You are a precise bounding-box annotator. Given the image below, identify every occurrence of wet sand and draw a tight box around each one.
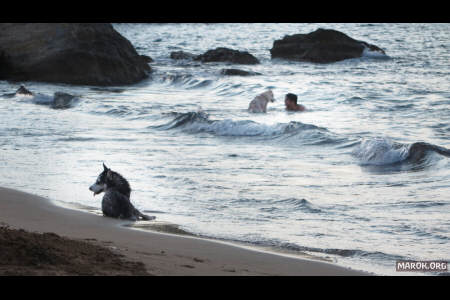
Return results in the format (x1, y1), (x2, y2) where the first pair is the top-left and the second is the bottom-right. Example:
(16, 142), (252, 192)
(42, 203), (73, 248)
(0, 226), (150, 276)
(0, 186), (369, 276)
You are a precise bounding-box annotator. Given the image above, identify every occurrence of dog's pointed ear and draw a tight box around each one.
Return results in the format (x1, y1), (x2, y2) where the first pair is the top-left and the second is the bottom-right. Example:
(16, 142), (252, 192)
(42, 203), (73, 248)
(103, 163), (108, 171)
(106, 169), (113, 181)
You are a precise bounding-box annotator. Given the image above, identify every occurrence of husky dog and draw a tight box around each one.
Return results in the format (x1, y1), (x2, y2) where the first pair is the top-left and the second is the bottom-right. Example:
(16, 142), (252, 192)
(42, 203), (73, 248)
(248, 90), (275, 113)
(89, 163), (155, 221)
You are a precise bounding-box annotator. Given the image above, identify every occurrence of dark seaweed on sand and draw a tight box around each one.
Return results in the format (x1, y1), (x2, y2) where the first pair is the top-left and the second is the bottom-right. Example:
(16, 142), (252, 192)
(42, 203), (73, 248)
(0, 226), (150, 276)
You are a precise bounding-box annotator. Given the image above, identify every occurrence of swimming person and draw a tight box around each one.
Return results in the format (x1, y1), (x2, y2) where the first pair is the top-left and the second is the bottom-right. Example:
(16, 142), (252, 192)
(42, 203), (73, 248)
(285, 93), (306, 112)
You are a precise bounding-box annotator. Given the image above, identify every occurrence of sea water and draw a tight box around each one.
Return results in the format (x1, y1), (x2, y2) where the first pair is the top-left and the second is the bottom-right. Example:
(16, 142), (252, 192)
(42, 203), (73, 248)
(1, 23), (449, 275)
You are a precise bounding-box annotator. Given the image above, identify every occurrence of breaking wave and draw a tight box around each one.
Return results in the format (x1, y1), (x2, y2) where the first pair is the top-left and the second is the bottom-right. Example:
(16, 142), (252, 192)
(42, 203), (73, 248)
(272, 198), (323, 214)
(156, 73), (215, 89)
(152, 111), (346, 145)
(221, 236), (408, 262)
(276, 242), (407, 261)
(352, 137), (450, 167)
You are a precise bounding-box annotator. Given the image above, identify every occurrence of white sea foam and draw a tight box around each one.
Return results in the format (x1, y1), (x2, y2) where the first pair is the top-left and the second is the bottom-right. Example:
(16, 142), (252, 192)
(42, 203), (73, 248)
(16, 92), (78, 109)
(352, 137), (410, 165)
(184, 119), (287, 136)
(362, 46), (389, 59)
(30, 93), (54, 105)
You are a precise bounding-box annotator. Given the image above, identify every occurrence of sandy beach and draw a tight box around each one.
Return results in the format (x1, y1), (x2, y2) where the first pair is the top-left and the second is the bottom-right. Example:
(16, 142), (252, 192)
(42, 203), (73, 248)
(0, 186), (368, 276)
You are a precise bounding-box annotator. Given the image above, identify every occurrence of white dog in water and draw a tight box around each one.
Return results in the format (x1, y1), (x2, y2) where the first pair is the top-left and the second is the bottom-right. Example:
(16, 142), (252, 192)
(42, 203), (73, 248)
(248, 90), (275, 113)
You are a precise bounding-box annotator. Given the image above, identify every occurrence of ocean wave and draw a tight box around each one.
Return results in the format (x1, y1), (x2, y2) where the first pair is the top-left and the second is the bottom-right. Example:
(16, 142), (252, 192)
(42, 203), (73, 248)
(151, 111), (344, 145)
(407, 201), (448, 208)
(91, 104), (160, 119)
(227, 235), (409, 262)
(156, 73), (214, 89)
(105, 106), (133, 117)
(271, 198), (323, 214)
(55, 137), (98, 142)
(352, 137), (450, 168)
(352, 138), (409, 165)
(277, 242), (407, 261)
(340, 96), (365, 105)
(374, 103), (416, 112)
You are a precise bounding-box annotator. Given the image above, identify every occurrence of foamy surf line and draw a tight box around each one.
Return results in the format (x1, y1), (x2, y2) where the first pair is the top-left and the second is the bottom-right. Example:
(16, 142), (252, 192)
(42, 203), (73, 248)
(55, 200), (195, 237)
(0, 186), (368, 275)
(54, 198), (340, 262)
(51, 200), (191, 236)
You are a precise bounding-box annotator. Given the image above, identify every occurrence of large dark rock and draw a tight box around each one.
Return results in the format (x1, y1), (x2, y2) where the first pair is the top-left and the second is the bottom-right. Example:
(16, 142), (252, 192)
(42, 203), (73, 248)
(194, 47), (259, 64)
(140, 55), (154, 63)
(220, 69), (261, 76)
(0, 23), (152, 86)
(170, 51), (197, 60)
(270, 28), (386, 63)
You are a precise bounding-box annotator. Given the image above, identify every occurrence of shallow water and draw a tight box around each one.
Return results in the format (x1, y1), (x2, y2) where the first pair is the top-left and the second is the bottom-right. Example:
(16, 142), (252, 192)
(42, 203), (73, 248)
(1, 23), (449, 275)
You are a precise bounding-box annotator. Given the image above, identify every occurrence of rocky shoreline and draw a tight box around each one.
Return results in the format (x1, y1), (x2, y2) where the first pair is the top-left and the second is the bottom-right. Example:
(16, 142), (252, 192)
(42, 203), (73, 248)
(0, 23), (152, 86)
(270, 28), (386, 63)
(0, 24), (386, 87)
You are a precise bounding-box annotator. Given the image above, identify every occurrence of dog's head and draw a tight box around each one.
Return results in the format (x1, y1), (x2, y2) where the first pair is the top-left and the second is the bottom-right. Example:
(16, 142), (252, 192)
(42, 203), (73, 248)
(262, 90), (275, 103)
(89, 163), (111, 196)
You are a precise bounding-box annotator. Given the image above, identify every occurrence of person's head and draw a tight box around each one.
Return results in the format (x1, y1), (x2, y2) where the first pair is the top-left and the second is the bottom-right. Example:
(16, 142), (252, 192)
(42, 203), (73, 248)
(285, 93), (298, 106)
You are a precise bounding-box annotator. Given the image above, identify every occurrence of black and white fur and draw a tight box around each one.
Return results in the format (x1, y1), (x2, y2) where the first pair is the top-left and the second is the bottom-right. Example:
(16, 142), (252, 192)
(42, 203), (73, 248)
(89, 163), (154, 221)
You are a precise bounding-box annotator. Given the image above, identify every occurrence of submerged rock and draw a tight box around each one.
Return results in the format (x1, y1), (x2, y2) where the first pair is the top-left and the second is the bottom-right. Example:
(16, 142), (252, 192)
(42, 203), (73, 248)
(0, 23), (151, 86)
(170, 51), (197, 60)
(194, 47), (259, 64)
(220, 68), (261, 76)
(15, 85), (33, 96)
(52, 92), (76, 109)
(270, 28), (386, 63)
